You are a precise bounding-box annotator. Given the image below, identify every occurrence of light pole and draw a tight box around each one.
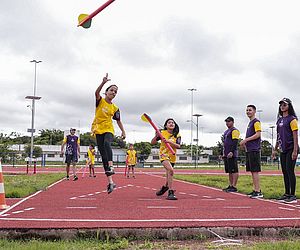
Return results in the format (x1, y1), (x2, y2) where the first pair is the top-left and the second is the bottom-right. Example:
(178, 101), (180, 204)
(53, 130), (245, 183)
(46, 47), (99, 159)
(269, 125), (275, 149)
(193, 114), (203, 168)
(188, 88), (197, 160)
(257, 109), (263, 121)
(25, 60), (42, 166)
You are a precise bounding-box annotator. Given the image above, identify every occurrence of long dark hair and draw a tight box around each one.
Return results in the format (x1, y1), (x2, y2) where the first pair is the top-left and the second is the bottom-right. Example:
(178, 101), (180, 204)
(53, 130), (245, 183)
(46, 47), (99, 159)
(163, 118), (179, 137)
(105, 84), (118, 92)
(277, 99), (298, 120)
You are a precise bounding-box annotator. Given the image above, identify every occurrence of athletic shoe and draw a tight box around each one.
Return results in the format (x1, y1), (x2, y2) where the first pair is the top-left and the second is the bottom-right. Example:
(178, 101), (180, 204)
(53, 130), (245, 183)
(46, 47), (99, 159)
(73, 175), (78, 181)
(276, 194), (289, 202)
(283, 195), (297, 204)
(222, 185), (231, 192)
(107, 183), (116, 194)
(133, 175), (136, 179)
(156, 185), (169, 196)
(247, 190), (255, 197)
(227, 186), (238, 192)
(105, 166), (115, 176)
(127, 175), (130, 178)
(166, 190), (178, 200)
(66, 176), (69, 180)
(250, 191), (263, 199)
(93, 175), (96, 178)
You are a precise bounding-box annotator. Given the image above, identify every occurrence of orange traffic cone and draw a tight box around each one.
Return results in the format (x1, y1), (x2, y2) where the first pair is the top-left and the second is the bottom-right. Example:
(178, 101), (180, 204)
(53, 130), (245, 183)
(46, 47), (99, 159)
(0, 160), (9, 209)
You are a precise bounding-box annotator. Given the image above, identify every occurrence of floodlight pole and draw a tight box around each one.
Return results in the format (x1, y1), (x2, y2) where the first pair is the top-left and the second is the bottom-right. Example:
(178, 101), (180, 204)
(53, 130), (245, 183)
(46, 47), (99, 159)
(26, 60), (42, 167)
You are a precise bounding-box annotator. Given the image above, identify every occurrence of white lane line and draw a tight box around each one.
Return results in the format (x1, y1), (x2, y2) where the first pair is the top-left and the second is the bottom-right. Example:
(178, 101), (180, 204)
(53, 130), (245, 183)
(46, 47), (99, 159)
(224, 206), (251, 209)
(24, 208), (35, 211)
(66, 207), (97, 209)
(147, 206), (177, 209)
(203, 195), (212, 198)
(12, 211), (24, 214)
(279, 207), (295, 211)
(152, 188), (157, 191)
(138, 199), (162, 201)
(144, 187), (150, 190)
(179, 192), (186, 195)
(1, 217), (300, 223)
(216, 198), (225, 201)
(189, 194), (198, 197)
(95, 192), (101, 194)
(0, 214), (10, 217)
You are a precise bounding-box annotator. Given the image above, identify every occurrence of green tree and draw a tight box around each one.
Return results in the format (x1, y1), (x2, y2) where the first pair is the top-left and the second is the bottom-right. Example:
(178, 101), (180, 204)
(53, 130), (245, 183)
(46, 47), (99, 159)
(134, 142), (152, 160)
(80, 132), (96, 146)
(35, 129), (64, 145)
(23, 145), (43, 158)
(0, 143), (11, 162)
(261, 140), (272, 156)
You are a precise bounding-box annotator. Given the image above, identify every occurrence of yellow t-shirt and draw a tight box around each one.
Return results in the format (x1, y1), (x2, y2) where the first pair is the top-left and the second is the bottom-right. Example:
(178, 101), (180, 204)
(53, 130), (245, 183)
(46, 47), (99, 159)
(159, 130), (181, 163)
(88, 148), (95, 164)
(127, 149), (137, 165)
(254, 121), (261, 132)
(91, 98), (119, 135)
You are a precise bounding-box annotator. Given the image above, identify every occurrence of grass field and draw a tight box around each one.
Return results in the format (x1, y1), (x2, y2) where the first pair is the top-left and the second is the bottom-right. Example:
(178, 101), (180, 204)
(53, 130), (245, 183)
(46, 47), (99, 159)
(1, 238), (300, 249)
(3, 173), (65, 198)
(175, 174), (300, 199)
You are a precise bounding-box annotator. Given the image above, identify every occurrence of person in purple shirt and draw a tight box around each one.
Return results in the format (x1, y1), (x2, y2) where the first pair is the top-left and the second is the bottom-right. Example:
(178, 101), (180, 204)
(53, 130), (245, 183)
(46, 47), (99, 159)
(240, 105), (263, 199)
(272, 98), (299, 203)
(221, 117), (240, 192)
(61, 128), (80, 181)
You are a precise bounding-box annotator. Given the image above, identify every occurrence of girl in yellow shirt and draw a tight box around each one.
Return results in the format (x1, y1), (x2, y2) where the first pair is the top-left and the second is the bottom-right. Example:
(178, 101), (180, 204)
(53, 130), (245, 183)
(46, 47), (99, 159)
(151, 118), (181, 200)
(87, 144), (96, 177)
(91, 73), (126, 194)
(126, 144), (137, 178)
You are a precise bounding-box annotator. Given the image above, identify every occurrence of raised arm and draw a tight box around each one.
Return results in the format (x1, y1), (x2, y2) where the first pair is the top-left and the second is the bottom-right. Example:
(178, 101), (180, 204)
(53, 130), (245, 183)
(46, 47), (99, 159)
(95, 73), (111, 100)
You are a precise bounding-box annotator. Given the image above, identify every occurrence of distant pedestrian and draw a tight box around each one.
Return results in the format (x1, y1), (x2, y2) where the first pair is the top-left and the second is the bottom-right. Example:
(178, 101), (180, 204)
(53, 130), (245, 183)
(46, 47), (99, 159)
(126, 144), (137, 178)
(61, 128), (80, 181)
(88, 144), (96, 177)
(272, 98), (299, 203)
(221, 116), (240, 192)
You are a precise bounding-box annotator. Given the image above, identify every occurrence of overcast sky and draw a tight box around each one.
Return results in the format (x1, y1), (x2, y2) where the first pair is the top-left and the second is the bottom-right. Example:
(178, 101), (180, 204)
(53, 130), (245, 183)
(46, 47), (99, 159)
(1, 0), (300, 146)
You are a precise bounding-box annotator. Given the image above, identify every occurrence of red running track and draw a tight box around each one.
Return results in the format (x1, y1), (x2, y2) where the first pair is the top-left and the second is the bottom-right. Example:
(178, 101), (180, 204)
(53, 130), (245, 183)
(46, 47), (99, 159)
(1, 171), (300, 229)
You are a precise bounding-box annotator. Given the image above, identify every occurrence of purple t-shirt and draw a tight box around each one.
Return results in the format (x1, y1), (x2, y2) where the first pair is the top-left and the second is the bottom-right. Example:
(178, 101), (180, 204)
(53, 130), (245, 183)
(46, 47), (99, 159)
(223, 127), (239, 157)
(65, 135), (79, 156)
(277, 115), (297, 153)
(245, 118), (261, 152)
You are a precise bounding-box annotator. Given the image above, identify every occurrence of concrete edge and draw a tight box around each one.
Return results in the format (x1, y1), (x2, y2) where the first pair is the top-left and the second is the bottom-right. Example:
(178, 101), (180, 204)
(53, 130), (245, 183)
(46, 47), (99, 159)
(1, 227), (300, 241)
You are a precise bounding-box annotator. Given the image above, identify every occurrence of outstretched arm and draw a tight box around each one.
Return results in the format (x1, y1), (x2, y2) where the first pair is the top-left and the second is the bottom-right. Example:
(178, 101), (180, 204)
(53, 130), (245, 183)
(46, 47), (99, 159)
(116, 120), (126, 139)
(95, 73), (111, 100)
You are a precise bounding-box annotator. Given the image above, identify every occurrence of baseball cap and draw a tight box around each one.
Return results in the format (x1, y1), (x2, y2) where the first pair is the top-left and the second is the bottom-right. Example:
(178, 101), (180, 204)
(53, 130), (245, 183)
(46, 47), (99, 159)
(279, 98), (292, 105)
(225, 116), (234, 122)
(70, 128), (76, 131)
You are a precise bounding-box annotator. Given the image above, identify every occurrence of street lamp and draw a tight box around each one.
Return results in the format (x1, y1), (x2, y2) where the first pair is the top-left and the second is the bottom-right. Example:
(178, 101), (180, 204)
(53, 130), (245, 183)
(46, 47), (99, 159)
(269, 125), (275, 149)
(188, 88), (197, 159)
(193, 114), (203, 168)
(25, 60), (42, 166)
(257, 109), (263, 121)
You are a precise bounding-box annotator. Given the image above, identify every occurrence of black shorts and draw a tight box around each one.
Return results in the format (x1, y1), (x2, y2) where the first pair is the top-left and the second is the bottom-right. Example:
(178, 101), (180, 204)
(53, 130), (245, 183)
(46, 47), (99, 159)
(224, 157), (238, 173)
(246, 151), (261, 172)
(128, 165), (135, 168)
(65, 154), (78, 164)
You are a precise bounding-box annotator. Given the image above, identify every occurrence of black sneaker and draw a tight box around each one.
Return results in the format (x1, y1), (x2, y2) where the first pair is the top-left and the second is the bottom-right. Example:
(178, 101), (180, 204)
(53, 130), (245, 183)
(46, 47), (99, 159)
(284, 195), (297, 204)
(222, 185), (231, 192)
(250, 191), (263, 199)
(66, 176), (69, 180)
(73, 175), (78, 181)
(247, 190), (255, 197)
(156, 185), (169, 196)
(105, 166), (115, 176)
(166, 190), (177, 200)
(107, 183), (116, 194)
(227, 186), (238, 192)
(276, 194), (289, 202)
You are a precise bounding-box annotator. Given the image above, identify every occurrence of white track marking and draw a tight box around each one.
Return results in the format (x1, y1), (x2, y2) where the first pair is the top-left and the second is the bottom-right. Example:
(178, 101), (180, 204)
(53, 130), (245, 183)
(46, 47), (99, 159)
(138, 199), (162, 201)
(1, 217), (300, 223)
(147, 206), (177, 209)
(224, 206), (251, 209)
(66, 207), (97, 209)
(278, 207), (295, 211)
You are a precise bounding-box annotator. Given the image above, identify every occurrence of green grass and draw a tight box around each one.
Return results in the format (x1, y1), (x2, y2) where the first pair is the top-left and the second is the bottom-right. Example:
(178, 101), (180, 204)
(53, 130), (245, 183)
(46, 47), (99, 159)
(175, 174), (300, 199)
(1, 239), (300, 250)
(3, 173), (65, 198)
